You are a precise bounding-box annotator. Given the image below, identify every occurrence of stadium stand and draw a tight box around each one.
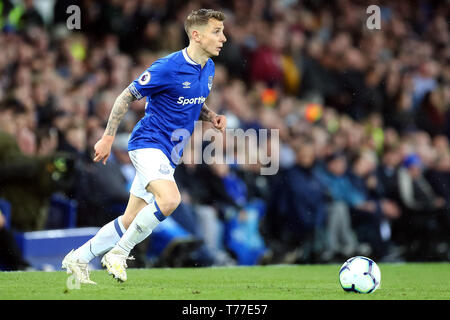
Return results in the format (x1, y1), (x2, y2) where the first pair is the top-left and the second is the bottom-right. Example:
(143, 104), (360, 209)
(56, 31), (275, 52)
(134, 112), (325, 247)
(0, 0), (449, 270)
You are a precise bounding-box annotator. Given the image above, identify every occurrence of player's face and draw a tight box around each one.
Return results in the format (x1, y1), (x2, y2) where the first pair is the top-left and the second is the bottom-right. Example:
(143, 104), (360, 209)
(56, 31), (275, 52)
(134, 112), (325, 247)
(199, 19), (226, 57)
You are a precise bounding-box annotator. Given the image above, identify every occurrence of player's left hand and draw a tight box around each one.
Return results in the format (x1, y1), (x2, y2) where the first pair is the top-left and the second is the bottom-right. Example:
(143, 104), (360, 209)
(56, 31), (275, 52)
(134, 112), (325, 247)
(212, 114), (227, 132)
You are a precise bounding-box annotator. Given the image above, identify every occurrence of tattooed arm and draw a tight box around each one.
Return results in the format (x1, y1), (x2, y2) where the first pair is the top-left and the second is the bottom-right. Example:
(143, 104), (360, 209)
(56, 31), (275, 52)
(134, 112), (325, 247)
(104, 88), (137, 137)
(199, 103), (217, 122)
(93, 87), (137, 164)
(199, 103), (227, 131)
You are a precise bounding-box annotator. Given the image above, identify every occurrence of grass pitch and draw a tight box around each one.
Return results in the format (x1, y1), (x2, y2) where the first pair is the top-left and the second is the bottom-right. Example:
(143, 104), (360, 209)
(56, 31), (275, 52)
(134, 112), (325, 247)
(0, 263), (449, 300)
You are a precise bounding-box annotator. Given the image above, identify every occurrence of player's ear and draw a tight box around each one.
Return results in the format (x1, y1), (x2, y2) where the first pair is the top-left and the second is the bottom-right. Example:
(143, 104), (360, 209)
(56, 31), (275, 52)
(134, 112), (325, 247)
(190, 28), (202, 43)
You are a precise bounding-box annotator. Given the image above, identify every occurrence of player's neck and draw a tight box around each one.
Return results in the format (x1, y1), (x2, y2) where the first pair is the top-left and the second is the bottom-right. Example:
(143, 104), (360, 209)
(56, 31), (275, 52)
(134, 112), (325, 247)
(186, 45), (209, 68)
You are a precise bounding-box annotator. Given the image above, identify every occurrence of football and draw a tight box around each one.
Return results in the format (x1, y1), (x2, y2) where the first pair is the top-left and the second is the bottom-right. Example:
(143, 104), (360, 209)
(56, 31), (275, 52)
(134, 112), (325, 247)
(339, 256), (381, 293)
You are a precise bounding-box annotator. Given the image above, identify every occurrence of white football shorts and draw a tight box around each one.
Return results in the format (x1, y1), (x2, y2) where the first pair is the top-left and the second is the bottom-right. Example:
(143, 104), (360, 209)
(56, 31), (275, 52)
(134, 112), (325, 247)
(128, 148), (175, 204)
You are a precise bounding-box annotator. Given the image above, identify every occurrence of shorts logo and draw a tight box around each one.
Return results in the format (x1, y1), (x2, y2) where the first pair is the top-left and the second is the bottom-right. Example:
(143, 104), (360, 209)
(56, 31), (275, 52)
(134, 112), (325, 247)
(138, 71), (151, 85)
(159, 164), (170, 175)
(208, 76), (213, 90)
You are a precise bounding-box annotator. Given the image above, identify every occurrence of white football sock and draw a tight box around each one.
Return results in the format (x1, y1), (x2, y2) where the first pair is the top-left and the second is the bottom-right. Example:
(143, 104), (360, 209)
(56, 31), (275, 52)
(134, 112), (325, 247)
(73, 216), (127, 263)
(115, 201), (166, 255)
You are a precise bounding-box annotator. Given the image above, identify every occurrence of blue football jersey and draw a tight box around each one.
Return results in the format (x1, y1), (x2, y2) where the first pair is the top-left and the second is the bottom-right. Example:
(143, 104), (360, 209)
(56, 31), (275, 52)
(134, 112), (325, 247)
(127, 48), (215, 167)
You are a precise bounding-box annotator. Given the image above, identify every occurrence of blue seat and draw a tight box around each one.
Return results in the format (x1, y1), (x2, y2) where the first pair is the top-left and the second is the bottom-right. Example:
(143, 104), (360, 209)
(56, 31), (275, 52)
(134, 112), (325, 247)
(0, 194), (77, 230)
(13, 227), (101, 270)
(0, 197), (99, 271)
(45, 193), (78, 229)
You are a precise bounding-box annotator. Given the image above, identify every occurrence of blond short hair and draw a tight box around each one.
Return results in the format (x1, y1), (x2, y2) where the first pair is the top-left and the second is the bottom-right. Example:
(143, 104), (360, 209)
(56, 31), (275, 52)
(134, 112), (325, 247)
(184, 9), (226, 38)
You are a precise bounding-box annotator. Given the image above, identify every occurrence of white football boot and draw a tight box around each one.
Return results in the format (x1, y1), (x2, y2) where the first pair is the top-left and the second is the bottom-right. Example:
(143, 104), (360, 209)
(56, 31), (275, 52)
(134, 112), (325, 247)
(62, 249), (97, 285)
(101, 248), (134, 282)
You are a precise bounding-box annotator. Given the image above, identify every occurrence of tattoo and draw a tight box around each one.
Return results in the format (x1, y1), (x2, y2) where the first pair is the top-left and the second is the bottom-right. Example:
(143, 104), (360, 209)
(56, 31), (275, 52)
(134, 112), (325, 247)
(199, 103), (217, 122)
(104, 87), (137, 137)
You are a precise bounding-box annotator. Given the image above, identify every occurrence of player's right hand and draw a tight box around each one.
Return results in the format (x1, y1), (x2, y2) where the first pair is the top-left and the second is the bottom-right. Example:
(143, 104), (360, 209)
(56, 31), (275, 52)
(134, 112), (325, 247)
(93, 136), (114, 165)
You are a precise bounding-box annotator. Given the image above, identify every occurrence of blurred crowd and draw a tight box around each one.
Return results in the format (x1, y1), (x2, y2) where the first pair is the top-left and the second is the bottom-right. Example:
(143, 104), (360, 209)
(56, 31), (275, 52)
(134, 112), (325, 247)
(0, 0), (449, 270)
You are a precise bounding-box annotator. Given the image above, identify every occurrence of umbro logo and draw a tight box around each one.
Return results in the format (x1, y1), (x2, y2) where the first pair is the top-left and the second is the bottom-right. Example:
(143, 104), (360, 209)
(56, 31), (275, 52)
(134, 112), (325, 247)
(182, 81), (191, 89)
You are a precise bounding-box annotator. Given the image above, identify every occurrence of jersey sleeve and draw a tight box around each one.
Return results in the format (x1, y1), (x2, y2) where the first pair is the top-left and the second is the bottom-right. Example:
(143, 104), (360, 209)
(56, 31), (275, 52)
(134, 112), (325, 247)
(128, 60), (173, 100)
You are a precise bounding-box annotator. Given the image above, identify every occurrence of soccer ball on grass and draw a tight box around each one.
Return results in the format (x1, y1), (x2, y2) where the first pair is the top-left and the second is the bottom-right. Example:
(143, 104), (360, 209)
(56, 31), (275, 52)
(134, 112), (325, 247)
(339, 256), (381, 293)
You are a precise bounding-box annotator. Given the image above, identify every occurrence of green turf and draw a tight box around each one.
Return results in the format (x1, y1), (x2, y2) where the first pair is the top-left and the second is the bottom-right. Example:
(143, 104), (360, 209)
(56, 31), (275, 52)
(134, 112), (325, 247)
(0, 263), (449, 300)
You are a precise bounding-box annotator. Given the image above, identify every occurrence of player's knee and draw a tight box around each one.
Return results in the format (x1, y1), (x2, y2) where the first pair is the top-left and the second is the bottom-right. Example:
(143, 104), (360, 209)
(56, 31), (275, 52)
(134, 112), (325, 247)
(156, 193), (181, 216)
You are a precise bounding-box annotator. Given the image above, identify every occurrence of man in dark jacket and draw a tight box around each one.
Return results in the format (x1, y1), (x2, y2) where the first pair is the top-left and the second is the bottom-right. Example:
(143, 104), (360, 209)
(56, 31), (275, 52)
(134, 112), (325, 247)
(0, 100), (73, 230)
(268, 141), (328, 262)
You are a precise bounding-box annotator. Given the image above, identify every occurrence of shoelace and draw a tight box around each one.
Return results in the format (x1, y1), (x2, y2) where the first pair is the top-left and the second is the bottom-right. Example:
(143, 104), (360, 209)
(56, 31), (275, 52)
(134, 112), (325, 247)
(79, 262), (91, 281)
(114, 254), (135, 269)
(124, 256), (135, 268)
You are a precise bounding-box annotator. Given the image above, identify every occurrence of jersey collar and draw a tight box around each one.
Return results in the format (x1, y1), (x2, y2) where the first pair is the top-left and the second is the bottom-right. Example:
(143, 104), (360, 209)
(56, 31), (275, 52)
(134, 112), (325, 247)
(182, 48), (200, 66)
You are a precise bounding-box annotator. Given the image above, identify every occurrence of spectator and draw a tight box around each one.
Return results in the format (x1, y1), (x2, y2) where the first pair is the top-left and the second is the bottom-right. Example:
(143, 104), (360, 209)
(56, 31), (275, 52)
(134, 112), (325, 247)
(0, 99), (74, 230)
(348, 150), (401, 259)
(313, 152), (360, 260)
(376, 145), (402, 202)
(395, 153), (449, 260)
(75, 131), (130, 227)
(426, 136), (450, 204)
(266, 139), (328, 263)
